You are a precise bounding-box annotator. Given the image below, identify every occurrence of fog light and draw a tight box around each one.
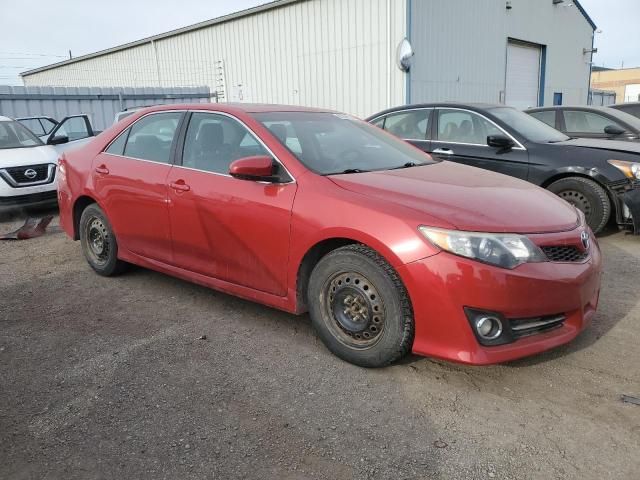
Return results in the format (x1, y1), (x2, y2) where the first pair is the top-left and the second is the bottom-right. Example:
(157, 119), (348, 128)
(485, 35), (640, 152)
(475, 316), (503, 340)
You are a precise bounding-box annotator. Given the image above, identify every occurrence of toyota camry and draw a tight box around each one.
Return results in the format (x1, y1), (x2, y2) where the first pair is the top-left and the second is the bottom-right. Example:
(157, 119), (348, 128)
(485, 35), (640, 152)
(58, 104), (602, 367)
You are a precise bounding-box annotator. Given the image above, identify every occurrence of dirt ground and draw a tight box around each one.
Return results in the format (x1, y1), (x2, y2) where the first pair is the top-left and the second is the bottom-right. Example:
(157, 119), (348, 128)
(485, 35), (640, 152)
(0, 211), (639, 480)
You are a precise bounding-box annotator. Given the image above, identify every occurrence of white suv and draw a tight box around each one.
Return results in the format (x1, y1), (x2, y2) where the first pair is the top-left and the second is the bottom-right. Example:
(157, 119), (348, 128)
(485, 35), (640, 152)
(0, 115), (97, 211)
(0, 116), (60, 210)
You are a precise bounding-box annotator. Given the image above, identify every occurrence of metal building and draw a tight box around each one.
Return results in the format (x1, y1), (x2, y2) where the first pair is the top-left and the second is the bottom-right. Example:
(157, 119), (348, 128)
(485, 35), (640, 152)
(20, 0), (596, 117)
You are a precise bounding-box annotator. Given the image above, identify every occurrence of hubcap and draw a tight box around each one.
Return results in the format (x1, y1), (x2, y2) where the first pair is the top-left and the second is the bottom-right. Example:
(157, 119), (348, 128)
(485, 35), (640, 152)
(558, 190), (592, 217)
(324, 272), (385, 348)
(85, 217), (109, 265)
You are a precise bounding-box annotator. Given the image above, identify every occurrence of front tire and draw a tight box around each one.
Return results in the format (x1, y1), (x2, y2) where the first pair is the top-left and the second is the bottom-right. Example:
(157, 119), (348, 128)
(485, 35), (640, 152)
(79, 204), (127, 276)
(307, 245), (414, 368)
(547, 177), (611, 234)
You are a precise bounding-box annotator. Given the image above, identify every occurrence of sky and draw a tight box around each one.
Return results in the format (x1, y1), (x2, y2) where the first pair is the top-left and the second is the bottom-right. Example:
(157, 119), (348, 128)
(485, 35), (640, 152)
(0, 0), (638, 86)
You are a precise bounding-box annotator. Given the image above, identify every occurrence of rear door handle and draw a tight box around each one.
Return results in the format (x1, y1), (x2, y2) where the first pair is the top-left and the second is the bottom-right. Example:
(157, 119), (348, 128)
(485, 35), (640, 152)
(432, 148), (454, 155)
(95, 165), (109, 174)
(170, 181), (190, 192)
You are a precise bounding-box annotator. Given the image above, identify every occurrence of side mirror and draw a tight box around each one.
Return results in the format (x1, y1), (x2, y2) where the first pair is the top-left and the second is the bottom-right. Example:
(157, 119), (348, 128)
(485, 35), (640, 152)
(229, 155), (277, 182)
(48, 134), (69, 145)
(604, 125), (625, 136)
(487, 135), (515, 150)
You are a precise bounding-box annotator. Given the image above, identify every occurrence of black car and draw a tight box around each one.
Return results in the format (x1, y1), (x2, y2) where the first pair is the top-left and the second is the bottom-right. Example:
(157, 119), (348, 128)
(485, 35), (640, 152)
(367, 103), (640, 234)
(525, 105), (640, 142)
(610, 102), (640, 120)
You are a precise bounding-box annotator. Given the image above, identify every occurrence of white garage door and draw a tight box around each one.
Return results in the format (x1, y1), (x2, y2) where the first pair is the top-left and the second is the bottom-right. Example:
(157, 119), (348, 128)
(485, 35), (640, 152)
(625, 84), (640, 103)
(505, 41), (541, 110)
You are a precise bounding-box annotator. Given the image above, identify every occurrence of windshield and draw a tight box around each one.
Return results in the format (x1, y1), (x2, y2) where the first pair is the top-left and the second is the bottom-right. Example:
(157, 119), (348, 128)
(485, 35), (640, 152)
(488, 107), (570, 143)
(252, 112), (436, 175)
(0, 120), (44, 149)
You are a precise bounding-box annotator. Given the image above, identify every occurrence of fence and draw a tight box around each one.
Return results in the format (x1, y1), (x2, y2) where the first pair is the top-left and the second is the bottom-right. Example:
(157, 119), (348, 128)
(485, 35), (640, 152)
(588, 89), (616, 106)
(0, 85), (212, 131)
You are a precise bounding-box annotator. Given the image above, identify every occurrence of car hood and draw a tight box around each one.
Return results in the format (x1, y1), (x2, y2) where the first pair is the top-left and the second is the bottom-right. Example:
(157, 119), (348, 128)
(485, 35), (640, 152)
(0, 145), (58, 168)
(329, 161), (579, 234)
(560, 137), (640, 154)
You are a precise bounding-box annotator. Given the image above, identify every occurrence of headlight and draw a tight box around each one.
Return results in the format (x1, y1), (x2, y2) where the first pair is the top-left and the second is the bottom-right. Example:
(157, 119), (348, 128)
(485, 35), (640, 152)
(419, 226), (546, 269)
(608, 160), (640, 180)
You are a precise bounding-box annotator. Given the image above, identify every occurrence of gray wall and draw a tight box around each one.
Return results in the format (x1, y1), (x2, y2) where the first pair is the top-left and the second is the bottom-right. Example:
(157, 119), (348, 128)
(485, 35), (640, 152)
(0, 85), (211, 131)
(409, 0), (594, 107)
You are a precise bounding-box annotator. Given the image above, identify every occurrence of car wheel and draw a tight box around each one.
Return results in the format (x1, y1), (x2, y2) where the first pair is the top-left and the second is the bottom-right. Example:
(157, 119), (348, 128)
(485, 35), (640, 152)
(79, 204), (127, 276)
(307, 244), (414, 368)
(547, 177), (611, 234)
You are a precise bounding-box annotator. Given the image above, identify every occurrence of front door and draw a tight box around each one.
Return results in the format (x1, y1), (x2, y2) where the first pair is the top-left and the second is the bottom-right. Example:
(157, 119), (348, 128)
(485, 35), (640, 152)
(167, 112), (296, 296)
(93, 111), (184, 263)
(430, 108), (530, 180)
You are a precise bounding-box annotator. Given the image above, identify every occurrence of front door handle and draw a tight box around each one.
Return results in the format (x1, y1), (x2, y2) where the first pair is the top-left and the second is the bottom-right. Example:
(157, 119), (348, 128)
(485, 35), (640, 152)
(95, 165), (109, 174)
(170, 181), (190, 192)
(432, 148), (454, 155)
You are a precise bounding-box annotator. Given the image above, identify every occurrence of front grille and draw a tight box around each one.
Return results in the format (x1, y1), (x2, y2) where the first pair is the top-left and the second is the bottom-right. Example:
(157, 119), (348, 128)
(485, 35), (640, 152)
(5, 164), (51, 183)
(542, 246), (588, 263)
(510, 314), (566, 339)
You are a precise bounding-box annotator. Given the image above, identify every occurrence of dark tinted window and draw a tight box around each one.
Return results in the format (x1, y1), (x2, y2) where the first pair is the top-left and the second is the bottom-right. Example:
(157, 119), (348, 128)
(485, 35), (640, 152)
(182, 113), (269, 174)
(105, 130), (129, 155)
(529, 110), (556, 128)
(123, 112), (182, 163)
(383, 109), (430, 140)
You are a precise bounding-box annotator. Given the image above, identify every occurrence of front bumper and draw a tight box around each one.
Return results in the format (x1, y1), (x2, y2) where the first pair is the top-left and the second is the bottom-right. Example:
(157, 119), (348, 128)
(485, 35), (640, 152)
(609, 180), (640, 234)
(397, 234), (603, 365)
(0, 167), (58, 211)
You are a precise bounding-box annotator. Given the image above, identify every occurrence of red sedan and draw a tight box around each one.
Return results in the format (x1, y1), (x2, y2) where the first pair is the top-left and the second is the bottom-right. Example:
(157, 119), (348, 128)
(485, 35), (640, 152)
(57, 104), (602, 367)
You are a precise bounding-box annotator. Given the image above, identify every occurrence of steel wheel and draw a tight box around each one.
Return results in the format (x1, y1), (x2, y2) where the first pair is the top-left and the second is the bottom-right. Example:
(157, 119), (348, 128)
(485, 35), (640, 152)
(84, 216), (110, 266)
(323, 271), (386, 349)
(557, 189), (592, 217)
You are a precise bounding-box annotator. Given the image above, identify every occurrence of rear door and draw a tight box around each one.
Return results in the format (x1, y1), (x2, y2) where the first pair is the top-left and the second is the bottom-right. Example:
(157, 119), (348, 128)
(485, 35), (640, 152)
(167, 111), (296, 296)
(430, 108), (530, 180)
(92, 111), (184, 263)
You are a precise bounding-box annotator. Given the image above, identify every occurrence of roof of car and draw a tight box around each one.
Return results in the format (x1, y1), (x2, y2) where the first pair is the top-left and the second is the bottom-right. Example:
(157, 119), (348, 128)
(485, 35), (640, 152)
(366, 102), (505, 120)
(141, 103), (335, 115)
(526, 105), (615, 112)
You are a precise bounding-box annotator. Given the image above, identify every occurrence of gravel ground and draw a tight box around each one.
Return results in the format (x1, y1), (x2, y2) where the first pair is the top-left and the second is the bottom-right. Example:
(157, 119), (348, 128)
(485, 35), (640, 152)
(1, 211), (639, 480)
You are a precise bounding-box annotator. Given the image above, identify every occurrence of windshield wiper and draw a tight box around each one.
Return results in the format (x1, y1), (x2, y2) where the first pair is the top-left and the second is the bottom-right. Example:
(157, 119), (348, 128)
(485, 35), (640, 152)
(339, 168), (369, 174)
(389, 162), (424, 170)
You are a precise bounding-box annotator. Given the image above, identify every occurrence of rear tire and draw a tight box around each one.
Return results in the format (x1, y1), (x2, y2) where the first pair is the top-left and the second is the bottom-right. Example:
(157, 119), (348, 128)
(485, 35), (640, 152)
(79, 204), (127, 276)
(547, 177), (611, 234)
(307, 244), (414, 368)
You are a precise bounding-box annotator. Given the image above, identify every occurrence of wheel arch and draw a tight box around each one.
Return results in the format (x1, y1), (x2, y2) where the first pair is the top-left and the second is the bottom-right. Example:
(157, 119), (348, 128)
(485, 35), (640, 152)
(541, 171), (618, 229)
(72, 195), (98, 240)
(294, 234), (406, 314)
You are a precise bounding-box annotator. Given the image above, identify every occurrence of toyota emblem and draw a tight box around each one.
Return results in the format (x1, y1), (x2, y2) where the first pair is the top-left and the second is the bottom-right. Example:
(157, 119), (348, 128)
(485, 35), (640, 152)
(581, 231), (590, 250)
(24, 168), (37, 180)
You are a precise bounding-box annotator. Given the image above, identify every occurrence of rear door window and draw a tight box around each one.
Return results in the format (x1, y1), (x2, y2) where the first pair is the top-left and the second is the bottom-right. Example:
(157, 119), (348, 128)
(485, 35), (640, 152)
(123, 112), (182, 163)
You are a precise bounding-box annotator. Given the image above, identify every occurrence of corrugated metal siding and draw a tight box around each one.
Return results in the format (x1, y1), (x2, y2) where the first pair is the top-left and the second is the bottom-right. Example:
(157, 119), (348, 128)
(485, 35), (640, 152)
(409, 0), (594, 107)
(0, 85), (210, 131)
(22, 0), (406, 118)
